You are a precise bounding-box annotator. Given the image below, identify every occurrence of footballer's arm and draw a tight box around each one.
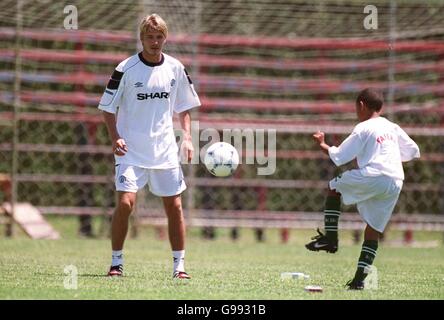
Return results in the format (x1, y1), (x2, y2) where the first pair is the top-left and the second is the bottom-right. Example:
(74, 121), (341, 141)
(313, 131), (330, 155)
(179, 110), (193, 163)
(102, 111), (127, 156)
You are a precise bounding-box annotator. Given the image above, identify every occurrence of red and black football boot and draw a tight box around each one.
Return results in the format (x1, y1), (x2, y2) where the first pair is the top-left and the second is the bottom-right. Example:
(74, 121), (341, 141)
(108, 264), (123, 277)
(173, 271), (191, 279)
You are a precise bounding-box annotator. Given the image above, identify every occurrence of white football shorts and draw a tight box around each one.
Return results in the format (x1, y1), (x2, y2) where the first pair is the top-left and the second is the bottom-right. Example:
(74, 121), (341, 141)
(329, 169), (403, 233)
(115, 164), (186, 197)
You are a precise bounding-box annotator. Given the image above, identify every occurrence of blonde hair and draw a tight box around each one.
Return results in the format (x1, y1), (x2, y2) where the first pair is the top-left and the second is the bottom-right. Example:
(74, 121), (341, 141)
(139, 14), (168, 39)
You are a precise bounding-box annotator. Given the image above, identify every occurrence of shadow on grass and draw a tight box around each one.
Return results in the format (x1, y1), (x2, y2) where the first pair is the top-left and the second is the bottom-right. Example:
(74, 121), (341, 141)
(34, 271), (109, 278)
(78, 274), (109, 278)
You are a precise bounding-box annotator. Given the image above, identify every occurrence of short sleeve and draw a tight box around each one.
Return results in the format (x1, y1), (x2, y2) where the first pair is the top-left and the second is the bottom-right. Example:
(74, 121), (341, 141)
(98, 64), (125, 114)
(173, 67), (201, 113)
(396, 125), (420, 162)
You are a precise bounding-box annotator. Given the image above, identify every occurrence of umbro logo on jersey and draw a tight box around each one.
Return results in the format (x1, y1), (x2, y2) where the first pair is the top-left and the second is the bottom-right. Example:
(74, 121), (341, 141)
(134, 82), (144, 88)
(137, 92), (170, 100)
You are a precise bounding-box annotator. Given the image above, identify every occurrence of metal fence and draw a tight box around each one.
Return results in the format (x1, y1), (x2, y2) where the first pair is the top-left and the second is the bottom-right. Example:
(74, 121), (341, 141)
(1, 0), (443, 236)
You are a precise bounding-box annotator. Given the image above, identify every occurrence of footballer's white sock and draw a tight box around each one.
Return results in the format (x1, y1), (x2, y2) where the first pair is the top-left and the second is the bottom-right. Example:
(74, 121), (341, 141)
(173, 250), (185, 272)
(112, 250), (123, 267)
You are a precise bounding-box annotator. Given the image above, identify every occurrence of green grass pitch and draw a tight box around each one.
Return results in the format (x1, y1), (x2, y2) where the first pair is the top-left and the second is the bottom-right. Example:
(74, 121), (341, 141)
(0, 216), (443, 299)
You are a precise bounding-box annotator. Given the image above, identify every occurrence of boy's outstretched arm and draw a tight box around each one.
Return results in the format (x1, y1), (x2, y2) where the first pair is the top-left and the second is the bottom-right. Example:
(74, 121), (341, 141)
(313, 130), (363, 166)
(313, 131), (330, 155)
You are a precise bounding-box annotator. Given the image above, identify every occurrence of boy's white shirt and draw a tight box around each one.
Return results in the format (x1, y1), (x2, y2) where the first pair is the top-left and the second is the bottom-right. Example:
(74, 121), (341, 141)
(328, 116), (420, 180)
(98, 52), (201, 169)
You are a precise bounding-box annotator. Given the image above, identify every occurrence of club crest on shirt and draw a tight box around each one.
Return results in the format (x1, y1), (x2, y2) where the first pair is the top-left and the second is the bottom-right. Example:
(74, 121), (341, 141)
(170, 79), (176, 87)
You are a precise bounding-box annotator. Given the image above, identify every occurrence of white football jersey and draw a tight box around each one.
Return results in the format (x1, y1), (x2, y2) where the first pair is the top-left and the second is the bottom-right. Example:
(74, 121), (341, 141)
(328, 116), (420, 180)
(98, 52), (201, 168)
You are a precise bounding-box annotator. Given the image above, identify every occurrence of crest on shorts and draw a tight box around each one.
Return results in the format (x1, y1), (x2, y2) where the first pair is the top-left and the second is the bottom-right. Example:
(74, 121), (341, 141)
(119, 175), (126, 183)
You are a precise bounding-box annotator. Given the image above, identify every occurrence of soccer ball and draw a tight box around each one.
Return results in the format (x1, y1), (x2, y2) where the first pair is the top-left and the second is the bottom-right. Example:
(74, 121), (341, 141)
(204, 142), (239, 177)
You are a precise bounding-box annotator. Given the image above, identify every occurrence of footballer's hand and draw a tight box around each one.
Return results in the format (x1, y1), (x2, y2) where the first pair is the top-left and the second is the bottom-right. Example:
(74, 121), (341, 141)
(113, 138), (128, 156)
(313, 131), (325, 144)
(180, 139), (194, 163)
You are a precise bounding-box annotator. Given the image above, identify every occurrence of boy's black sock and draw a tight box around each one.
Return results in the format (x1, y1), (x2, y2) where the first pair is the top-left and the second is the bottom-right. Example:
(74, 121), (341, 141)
(324, 195), (341, 241)
(354, 240), (378, 282)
